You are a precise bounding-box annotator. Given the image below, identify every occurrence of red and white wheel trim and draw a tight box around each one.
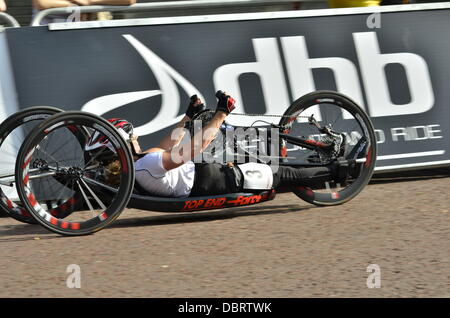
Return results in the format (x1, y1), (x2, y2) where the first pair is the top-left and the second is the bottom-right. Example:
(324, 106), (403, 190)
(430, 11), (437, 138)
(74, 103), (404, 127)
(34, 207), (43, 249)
(21, 148), (81, 229)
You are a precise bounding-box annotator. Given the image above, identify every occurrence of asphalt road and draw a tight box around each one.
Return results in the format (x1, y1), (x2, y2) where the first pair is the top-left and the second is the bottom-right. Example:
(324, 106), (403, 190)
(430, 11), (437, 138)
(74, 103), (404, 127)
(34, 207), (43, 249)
(0, 171), (449, 297)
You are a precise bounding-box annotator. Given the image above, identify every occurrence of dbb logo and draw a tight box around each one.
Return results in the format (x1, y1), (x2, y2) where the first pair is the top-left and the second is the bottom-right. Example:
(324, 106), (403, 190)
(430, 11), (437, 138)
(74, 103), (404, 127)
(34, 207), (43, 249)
(214, 32), (434, 126)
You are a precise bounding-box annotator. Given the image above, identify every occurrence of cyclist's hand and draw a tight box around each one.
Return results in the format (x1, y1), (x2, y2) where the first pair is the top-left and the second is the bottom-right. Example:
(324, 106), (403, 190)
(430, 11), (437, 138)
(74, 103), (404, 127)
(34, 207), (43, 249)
(186, 94), (205, 119)
(215, 90), (236, 115)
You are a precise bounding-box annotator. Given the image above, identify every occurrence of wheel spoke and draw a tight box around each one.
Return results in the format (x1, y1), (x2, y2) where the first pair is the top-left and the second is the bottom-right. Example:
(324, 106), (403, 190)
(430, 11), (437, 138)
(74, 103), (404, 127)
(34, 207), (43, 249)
(35, 144), (61, 165)
(76, 179), (95, 216)
(51, 179), (72, 214)
(80, 178), (107, 211)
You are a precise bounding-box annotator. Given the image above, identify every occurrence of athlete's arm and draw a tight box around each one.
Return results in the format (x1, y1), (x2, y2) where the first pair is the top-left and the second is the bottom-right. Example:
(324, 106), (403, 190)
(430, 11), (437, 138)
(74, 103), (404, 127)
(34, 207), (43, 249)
(138, 111), (226, 169)
(139, 91), (234, 171)
(33, 0), (76, 10)
(34, 0), (136, 10)
(156, 115), (190, 151)
(162, 111), (228, 171)
(154, 95), (204, 152)
(161, 91), (235, 171)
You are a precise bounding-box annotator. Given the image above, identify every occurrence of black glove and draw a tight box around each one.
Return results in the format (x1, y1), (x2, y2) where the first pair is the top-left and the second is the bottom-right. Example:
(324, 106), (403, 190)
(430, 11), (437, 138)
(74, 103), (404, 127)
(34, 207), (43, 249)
(186, 94), (205, 119)
(215, 90), (236, 115)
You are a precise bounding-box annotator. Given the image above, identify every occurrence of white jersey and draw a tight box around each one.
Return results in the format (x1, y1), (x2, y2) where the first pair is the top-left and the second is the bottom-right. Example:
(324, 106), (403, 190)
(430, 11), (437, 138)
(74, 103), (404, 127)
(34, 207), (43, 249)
(134, 151), (273, 197)
(135, 151), (195, 198)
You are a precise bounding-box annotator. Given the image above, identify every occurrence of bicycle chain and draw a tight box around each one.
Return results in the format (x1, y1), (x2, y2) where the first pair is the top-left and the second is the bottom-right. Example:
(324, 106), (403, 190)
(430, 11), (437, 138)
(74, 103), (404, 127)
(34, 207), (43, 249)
(231, 112), (311, 119)
(202, 110), (311, 119)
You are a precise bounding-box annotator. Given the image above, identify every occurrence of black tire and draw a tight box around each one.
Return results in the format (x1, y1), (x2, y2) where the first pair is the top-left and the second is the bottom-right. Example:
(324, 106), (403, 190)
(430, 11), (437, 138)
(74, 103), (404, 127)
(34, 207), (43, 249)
(15, 111), (135, 236)
(0, 106), (63, 224)
(279, 90), (377, 206)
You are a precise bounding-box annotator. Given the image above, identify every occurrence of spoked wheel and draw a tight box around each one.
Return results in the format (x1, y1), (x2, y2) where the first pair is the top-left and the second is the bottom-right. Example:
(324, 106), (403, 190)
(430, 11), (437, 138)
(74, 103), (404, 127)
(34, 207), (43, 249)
(0, 106), (63, 224)
(15, 111), (135, 236)
(279, 90), (377, 206)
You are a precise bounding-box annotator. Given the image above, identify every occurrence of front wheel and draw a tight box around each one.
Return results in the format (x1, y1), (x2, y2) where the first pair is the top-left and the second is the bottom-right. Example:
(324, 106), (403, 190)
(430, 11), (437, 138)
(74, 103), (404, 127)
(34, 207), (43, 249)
(279, 90), (377, 206)
(15, 111), (135, 236)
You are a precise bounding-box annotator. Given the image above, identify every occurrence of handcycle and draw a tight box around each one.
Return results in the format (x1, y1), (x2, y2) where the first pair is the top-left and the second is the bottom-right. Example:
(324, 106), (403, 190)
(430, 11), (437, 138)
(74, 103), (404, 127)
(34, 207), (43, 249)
(0, 91), (377, 236)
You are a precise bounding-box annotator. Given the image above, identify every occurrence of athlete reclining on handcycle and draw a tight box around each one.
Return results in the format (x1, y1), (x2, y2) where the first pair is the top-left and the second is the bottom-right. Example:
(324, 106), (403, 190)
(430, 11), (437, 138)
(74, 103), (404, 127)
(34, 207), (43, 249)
(103, 91), (342, 198)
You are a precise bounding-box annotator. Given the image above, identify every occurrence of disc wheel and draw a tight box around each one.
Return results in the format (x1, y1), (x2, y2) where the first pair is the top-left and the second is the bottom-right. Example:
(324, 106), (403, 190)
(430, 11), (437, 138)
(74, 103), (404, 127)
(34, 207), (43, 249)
(279, 90), (377, 206)
(0, 106), (64, 224)
(15, 111), (135, 236)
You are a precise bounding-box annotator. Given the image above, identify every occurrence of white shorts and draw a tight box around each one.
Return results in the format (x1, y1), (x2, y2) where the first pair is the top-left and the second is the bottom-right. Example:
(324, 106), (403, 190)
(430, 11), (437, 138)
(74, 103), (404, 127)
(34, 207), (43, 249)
(134, 151), (195, 198)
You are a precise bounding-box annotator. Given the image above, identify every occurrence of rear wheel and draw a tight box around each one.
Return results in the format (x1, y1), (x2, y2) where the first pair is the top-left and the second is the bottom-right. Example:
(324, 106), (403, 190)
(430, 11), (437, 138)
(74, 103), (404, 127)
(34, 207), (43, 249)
(0, 106), (63, 224)
(15, 111), (135, 236)
(279, 91), (377, 206)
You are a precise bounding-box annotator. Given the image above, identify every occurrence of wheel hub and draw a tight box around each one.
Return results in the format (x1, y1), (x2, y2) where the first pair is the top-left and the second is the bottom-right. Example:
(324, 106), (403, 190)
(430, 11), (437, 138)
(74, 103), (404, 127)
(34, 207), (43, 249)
(56, 166), (84, 180)
(32, 158), (48, 169)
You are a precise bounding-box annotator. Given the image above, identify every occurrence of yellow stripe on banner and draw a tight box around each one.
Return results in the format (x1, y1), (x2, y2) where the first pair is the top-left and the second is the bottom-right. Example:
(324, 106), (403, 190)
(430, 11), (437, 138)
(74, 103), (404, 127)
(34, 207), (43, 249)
(328, 0), (381, 7)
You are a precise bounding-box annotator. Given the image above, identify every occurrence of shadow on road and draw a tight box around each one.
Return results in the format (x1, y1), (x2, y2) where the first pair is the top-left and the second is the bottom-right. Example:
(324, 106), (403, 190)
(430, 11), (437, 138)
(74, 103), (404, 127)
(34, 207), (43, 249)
(0, 223), (62, 241)
(0, 203), (313, 239)
(109, 203), (312, 230)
